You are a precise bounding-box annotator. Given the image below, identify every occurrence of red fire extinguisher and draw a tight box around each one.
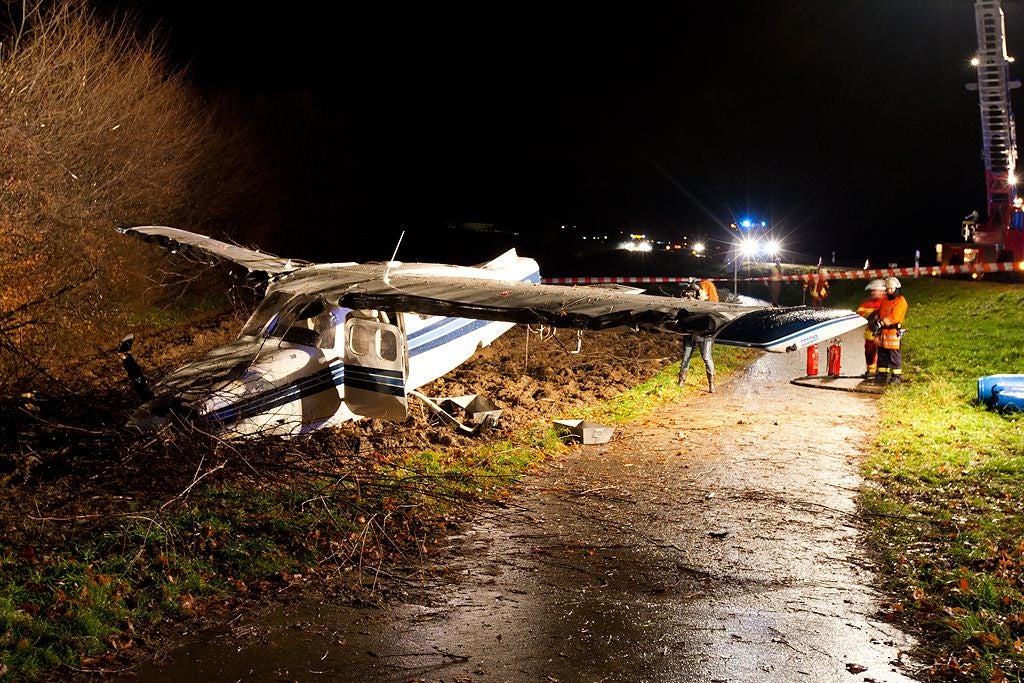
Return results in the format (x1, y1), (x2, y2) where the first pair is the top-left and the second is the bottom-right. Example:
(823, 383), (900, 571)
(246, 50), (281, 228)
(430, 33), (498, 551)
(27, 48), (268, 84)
(826, 339), (842, 376)
(806, 343), (819, 376)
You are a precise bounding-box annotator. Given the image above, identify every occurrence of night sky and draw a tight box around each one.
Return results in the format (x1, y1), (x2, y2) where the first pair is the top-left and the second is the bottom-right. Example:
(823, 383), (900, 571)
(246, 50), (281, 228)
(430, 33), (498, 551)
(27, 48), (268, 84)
(123, 1), (1023, 270)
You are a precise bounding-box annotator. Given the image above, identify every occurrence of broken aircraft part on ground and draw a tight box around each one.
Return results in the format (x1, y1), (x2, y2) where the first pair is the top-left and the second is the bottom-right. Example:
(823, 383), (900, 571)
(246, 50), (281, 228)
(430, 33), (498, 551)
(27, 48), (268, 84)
(553, 419), (615, 445)
(115, 225), (867, 439)
(407, 391), (500, 436)
(439, 394), (502, 426)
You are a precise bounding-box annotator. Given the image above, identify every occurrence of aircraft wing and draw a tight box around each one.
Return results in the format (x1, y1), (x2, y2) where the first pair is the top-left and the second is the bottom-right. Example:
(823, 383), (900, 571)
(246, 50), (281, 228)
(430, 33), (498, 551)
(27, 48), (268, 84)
(118, 225), (864, 352)
(313, 270), (865, 352)
(118, 226), (309, 280)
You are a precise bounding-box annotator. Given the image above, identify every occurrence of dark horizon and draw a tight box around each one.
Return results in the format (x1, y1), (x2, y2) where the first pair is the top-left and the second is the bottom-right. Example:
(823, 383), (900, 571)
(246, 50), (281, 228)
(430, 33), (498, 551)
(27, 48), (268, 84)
(114, 1), (1024, 269)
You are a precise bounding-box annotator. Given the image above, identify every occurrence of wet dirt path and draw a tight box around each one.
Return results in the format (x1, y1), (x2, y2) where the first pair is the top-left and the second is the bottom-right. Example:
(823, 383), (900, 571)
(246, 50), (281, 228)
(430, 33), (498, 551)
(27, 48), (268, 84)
(133, 330), (919, 682)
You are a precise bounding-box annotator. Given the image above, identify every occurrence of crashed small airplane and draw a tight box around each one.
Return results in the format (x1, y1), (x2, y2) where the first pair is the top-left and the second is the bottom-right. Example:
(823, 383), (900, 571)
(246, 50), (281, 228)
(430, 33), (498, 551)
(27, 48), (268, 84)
(117, 226), (866, 438)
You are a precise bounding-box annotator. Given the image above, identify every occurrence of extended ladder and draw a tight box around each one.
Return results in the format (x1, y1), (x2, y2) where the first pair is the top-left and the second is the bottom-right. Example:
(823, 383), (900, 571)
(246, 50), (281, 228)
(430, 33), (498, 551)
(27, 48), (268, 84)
(972, 0), (1019, 207)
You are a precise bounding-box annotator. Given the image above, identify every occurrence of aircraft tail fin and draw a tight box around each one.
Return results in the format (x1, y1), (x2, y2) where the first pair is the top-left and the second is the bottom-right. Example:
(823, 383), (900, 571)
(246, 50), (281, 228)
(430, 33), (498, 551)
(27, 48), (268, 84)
(480, 248), (521, 270)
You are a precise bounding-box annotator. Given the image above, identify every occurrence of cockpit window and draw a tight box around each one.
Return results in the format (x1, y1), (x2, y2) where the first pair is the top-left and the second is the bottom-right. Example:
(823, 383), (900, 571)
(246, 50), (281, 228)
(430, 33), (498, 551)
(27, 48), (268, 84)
(240, 292), (288, 338)
(240, 294), (339, 349)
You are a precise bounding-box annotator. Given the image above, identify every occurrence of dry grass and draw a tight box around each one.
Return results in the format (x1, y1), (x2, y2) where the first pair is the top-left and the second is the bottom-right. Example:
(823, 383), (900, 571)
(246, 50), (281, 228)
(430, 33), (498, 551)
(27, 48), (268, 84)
(0, 1), (280, 390)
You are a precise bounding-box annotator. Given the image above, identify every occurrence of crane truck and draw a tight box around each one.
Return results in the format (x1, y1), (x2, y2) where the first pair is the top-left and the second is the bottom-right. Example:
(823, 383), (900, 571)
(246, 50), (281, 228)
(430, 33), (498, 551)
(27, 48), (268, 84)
(937, 0), (1024, 269)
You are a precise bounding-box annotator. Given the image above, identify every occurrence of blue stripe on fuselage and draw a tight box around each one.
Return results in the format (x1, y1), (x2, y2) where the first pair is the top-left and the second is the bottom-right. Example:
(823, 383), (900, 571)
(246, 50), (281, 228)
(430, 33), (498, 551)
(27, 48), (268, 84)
(207, 361), (345, 425)
(205, 269), (539, 426)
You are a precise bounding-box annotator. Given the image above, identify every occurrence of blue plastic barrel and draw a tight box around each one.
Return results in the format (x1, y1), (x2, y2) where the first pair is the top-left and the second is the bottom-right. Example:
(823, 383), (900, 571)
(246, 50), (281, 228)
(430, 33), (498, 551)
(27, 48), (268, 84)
(978, 374), (1024, 411)
(993, 388), (1024, 413)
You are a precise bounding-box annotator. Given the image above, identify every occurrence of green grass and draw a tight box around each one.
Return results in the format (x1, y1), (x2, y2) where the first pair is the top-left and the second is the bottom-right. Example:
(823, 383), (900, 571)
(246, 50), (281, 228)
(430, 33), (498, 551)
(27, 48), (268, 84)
(22, 281), (1024, 680)
(849, 277), (1024, 681)
(581, 346), (757, 424)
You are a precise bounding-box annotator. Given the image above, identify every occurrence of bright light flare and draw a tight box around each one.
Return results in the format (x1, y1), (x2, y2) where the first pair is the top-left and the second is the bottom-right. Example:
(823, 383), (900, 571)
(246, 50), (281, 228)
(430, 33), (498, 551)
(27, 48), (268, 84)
(1009, 172), (1019, 186)
(971, 56), (981, 67)
(692, 241), (705, 255)
(763, 239), (781, 257)
(739, 238), (759, 257)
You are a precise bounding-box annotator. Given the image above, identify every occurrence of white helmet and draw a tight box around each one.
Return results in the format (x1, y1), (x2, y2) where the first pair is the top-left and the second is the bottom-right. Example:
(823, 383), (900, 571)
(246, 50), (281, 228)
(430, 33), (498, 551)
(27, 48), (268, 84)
(865, 279), (886, 291)
(884, 276), (901, 289)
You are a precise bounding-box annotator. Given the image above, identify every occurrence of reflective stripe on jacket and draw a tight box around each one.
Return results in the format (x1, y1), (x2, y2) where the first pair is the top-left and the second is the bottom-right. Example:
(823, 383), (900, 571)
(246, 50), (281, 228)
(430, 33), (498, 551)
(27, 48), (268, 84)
(808, 274), (829, 300)
(877, 295), (908, 350)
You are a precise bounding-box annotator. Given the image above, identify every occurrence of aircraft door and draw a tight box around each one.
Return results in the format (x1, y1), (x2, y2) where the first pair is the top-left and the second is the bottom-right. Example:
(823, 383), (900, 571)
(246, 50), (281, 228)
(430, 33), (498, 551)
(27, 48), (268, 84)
(343, 314), (408, 420)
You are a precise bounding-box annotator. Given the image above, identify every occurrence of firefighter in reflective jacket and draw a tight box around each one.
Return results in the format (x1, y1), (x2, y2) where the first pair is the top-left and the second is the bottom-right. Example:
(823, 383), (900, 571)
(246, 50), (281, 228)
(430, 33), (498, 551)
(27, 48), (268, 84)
(856, 279), (886, 379)
(805, 268), (830, 308)
(870, 277), (908, 384)
(698, 278), (719, 303)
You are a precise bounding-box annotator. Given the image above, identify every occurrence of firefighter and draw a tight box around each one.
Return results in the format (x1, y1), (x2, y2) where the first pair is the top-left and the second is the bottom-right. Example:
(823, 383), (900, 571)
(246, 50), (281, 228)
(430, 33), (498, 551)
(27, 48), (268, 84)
(678, 279), (717, 392)
(871, 276), (908, 384)
(767, 260), (783, 306)
(698, 278), (719, 302)
(805, 268), (830, 308)
(856, 279), (886, 379)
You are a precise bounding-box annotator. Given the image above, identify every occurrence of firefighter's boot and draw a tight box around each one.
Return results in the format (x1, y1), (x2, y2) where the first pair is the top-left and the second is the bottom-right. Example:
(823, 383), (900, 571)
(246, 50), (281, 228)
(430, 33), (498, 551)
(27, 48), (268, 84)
(707, 372), (716, 394)
(678, 368), (687, 386)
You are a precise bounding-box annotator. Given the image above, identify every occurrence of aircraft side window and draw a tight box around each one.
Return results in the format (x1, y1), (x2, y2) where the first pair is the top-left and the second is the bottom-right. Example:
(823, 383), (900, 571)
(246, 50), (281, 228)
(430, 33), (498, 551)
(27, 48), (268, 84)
(349, 324), (371, 357)
(378, 329), (398, 362)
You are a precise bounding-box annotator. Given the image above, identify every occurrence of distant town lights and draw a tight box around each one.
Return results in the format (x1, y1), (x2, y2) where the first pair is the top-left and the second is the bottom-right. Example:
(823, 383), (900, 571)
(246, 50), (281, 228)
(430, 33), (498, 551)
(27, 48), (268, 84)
(620, 240), (653, 252)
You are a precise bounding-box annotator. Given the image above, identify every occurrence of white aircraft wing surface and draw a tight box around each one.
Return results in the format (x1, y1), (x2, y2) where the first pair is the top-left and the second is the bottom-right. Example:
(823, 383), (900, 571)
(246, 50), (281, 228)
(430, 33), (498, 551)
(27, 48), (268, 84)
(119, 226), (865, 352)
(119, 225), (310, 280)
(317, 272), (865, 352)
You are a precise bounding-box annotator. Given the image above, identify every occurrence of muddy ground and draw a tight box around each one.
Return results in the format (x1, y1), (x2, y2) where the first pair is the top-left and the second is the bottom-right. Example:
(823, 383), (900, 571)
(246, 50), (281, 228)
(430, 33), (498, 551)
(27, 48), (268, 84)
(122, 328), (921, 682)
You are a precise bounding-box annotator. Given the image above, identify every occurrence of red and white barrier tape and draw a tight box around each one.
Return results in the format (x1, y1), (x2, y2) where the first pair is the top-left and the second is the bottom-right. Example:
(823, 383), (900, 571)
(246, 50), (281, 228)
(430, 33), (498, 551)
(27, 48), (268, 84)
(541, 261), (1024, 285)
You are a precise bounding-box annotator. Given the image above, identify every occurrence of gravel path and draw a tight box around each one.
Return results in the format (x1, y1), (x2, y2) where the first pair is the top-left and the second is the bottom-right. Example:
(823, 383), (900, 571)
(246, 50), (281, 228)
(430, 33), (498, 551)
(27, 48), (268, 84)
(133, 329), (920, 683)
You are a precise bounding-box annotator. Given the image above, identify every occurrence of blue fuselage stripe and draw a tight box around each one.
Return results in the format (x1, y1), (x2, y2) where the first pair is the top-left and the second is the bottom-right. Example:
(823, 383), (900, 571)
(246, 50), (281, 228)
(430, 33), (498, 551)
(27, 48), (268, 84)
(409, 318), (494, 356)
(209, 362), (345, 424)
(206, 270), (539, 426)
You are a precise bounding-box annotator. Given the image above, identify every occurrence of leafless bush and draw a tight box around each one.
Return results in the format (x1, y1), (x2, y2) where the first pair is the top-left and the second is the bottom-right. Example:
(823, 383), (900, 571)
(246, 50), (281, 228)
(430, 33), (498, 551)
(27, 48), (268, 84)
(0, 1), (280, 391)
